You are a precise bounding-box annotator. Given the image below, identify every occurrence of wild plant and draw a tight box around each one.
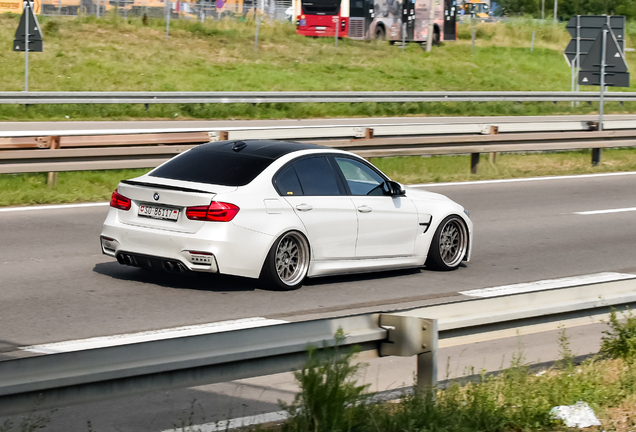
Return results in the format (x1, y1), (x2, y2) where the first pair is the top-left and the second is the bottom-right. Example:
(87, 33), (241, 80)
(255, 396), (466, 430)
(281, 329), (370, 432)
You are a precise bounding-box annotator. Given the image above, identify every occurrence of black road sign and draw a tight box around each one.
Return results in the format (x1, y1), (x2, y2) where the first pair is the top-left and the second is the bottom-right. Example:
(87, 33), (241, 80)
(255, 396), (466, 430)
(579, 71), (630, 87)
(578, 24), (630, 88)
(580, 24), (628, 73)
(13, 1), (43, 52)
(564, 15), (625, 67)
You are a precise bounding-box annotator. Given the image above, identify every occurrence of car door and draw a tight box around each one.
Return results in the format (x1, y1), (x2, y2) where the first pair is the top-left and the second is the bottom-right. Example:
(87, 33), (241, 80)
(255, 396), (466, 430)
(274, 156), (358, 260)
(333, 156), (419, 258)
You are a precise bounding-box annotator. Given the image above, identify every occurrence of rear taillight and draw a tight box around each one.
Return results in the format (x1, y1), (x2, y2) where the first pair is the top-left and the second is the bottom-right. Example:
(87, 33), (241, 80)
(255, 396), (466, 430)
(186, 201), (240, 222)
(110, 190), (131, 211)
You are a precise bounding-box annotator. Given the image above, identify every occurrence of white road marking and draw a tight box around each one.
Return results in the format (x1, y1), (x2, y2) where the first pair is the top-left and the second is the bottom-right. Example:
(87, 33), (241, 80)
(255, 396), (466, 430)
(0, 202), (108, 213)
(21, 317), (289, 354)
(161, 411), (289, 432)
(410, 171), (636, 188)
(573, 207), (636, 215)
(459, 272), (636, 298)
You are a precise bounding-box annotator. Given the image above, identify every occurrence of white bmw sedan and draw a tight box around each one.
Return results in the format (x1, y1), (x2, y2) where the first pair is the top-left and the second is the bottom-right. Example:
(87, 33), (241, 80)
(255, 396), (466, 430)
(100, 140), (472, 290)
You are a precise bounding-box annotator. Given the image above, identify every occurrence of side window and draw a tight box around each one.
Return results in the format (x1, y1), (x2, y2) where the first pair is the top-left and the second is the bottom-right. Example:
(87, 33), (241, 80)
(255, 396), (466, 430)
(335, 157), (386, 196)
(293, 157), (342, 196)
(275, 165), (304, 196)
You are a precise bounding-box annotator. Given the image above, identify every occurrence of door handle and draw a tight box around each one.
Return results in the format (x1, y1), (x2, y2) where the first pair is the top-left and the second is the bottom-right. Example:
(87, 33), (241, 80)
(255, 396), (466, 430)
(296, 204), (313, 212)
(357, 205), (372, 213)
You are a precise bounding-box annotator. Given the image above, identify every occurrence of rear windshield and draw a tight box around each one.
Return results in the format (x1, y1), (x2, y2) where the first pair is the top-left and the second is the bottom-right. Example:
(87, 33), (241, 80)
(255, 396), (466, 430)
(302, 0), (340, 15)
(149, 146), (274, 187)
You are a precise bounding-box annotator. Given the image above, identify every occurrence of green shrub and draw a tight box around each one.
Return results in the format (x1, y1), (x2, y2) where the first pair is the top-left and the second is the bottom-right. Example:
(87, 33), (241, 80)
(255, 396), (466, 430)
(42, 19), (61, 35)
(281, 330), (370, 432)
(600, 308), (636, 362)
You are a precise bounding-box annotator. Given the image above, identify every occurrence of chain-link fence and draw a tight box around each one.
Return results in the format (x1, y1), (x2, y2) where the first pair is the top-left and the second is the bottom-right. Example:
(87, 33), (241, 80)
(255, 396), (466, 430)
(39, 0), (293, 22)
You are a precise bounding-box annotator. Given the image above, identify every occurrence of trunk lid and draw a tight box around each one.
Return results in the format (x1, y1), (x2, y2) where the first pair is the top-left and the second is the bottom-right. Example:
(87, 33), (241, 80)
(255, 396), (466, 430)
(116, 179), (235, 234)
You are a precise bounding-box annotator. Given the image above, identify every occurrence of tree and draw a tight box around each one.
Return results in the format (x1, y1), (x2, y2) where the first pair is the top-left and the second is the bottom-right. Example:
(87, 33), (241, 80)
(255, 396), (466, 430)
(497, 0), (540, 16)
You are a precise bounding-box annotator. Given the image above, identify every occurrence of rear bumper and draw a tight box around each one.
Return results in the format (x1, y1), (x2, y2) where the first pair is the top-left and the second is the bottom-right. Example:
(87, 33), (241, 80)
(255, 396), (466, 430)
(112, 248), (218, 274)
(100, 208), (274, 278)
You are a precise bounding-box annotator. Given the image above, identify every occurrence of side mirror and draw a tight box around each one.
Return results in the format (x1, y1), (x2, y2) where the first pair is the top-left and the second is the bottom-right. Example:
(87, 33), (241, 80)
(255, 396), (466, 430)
(384, 181), (405, 197)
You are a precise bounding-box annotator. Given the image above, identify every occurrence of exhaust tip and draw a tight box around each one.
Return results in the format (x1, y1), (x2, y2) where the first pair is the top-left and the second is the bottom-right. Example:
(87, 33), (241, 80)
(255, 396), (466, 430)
(163, 261), (174, 272)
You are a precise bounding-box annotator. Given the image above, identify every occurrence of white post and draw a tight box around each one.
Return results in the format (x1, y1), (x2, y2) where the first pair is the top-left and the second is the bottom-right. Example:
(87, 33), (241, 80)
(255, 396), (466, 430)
(541, 0), (544, 20)
(165, 1), (171, 39)
(254, 3), (260, 51)
(96, 0), (100, 18)
(572, 15), (580, 106)
(402, 21), (406, 52)
(425, 0), (434, 52)
(570, 19), (579, 107)
(553, 0), (557, 24)
(530, 30), (534, 52)
(592, 27), (607, 167)
(24, 0), (29, 92)
(599, 29), (606, 133)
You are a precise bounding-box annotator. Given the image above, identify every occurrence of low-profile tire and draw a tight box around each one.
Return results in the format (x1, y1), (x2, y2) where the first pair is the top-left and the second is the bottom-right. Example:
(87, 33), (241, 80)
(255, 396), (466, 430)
(261, 231), (310, 291)
(433, 29), (441, 45)
(425, 215), (468, 271)
(374, 25), (386, 40)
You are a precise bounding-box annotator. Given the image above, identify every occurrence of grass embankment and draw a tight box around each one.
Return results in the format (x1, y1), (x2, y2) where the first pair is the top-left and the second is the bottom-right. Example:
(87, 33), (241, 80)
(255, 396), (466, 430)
(0, 15), (635, 120)
(276, 311), (636, 432)
(3, 148), (636, 207)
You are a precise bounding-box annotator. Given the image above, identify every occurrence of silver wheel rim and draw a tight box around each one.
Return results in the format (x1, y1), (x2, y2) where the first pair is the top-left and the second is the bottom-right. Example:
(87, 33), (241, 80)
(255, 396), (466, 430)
(275, 232), (309, 286)
(438, 217), (468, 268)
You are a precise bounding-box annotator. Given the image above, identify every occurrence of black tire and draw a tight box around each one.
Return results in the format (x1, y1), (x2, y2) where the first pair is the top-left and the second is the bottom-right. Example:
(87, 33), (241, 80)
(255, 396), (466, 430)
(433, 27), (441, 45)
(260, 231), (310, 291)
(426, 215), (468, 271)
(374, 25), (386, 40)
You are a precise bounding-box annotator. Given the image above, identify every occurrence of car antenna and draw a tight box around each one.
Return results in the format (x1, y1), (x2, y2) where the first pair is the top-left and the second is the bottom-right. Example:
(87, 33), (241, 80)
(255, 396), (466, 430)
(232, 141), (247, 152)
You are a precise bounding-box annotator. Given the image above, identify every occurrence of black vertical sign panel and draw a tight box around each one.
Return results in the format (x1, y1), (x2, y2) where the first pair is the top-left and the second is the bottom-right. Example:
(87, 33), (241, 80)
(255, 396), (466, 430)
(578, 24), (630, 88)
(13, 1), (44, 52)
(564, 15), (625, 67)
(443, 0), (456, 41)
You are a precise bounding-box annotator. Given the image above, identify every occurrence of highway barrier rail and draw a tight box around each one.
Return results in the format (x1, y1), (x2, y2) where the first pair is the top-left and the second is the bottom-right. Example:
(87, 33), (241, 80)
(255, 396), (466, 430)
(1, 91), (636, 105)
(1, 119), (636, 175)
(1, 273), (635, 417)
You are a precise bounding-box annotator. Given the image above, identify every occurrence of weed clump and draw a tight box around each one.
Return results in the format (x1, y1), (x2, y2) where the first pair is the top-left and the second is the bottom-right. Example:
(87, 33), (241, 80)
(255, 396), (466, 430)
(281, 330), (369, 432)
(281, 323), (636, 432)
(43, 19), (61, 35)
(600, 308), (636, 362)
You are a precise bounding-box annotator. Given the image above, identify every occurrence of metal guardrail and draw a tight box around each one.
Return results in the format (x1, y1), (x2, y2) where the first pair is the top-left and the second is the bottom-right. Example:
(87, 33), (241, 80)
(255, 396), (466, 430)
(1, 91), (636, 105)
(1, 274), (635, 417)
(1, 120), (636, 175)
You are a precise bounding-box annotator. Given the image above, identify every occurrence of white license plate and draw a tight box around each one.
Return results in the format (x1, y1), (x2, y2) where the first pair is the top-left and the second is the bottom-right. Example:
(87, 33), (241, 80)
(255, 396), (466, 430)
(138, 204), (179, 221)
(315, 26), (326, 30)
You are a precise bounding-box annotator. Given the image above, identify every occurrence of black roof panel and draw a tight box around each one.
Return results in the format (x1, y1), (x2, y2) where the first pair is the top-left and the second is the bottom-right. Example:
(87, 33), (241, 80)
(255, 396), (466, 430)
(148, 140), (330, 187)
(204, 140), (329, 159)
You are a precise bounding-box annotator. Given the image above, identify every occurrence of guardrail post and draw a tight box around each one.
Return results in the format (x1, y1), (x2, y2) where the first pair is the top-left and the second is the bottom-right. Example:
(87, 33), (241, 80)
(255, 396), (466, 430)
(208, 131), (229, 142)
(365, 128), (374, 140)
(46, 136), (61, 187)
(379, 315), (438, 393)
(416, 318), (438, 392)
(586, 122), (601, 166)
(488, 126), (499, 165)
(470, 153), (480, 174)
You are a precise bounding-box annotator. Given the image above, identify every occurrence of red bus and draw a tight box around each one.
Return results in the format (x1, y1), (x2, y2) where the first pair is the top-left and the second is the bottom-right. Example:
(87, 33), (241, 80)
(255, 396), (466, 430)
(295, 0), (457, 43)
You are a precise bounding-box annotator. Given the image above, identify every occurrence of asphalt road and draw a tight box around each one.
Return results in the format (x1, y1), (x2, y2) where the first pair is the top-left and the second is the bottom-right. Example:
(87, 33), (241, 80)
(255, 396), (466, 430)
(1, 172), (635, 353)
(2, 114), (636, 131)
